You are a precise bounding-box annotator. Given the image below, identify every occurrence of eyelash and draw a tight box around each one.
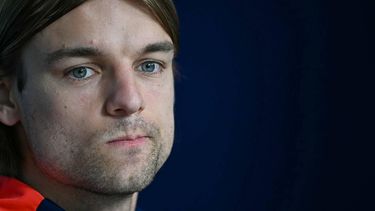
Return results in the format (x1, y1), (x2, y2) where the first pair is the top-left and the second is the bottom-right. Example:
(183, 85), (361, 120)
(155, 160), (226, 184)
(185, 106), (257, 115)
(65, 66), (97, 82)
(136, 60), (165, 75)
(63, 60), (166, 82)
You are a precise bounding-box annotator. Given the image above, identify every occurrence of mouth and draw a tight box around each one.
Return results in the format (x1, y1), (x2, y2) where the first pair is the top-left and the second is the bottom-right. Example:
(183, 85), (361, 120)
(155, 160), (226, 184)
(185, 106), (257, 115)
(106, 135), (150, 147)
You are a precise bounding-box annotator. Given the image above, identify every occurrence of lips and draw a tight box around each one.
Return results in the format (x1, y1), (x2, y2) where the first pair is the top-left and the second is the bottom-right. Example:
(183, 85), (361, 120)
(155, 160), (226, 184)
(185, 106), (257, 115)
(106, 135), (149, 147)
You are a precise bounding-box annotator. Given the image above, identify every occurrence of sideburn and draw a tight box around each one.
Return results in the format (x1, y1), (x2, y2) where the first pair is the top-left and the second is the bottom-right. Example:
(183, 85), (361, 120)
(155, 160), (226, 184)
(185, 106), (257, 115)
(15, 60), (26, 92)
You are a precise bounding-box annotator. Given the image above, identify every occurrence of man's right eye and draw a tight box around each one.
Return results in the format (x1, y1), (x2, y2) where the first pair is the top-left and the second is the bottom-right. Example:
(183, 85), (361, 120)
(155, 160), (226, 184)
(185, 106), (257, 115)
(67, 66), (95, 80)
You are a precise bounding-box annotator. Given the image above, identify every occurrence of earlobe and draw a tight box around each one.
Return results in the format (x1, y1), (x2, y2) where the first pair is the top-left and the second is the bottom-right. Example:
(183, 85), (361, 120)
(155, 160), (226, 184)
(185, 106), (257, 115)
(0, 79), (20, 126)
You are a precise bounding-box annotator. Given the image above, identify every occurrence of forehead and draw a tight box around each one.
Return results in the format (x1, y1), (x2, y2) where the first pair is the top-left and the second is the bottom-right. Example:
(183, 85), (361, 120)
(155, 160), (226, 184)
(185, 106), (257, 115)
(26, 0), (172, 56)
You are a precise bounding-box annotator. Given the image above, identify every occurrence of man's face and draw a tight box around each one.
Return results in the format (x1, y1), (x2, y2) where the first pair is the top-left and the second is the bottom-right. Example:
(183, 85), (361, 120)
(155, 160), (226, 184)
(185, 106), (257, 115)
(13, 0), (175, 194)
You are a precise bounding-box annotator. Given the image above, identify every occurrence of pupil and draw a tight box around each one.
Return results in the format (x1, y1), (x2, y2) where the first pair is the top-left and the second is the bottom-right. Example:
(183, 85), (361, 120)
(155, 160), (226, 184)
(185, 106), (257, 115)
(74, 68), (86, 78)
(144, 63), (155, 72)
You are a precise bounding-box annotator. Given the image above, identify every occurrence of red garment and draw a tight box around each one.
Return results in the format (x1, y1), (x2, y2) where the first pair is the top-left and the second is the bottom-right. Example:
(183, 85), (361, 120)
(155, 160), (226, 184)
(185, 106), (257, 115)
(0, 176), (44, 211)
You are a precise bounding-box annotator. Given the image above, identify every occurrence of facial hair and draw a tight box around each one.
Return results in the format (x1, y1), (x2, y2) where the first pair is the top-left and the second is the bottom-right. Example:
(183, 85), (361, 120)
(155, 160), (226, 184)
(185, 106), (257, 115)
(29, 115), (166, 195)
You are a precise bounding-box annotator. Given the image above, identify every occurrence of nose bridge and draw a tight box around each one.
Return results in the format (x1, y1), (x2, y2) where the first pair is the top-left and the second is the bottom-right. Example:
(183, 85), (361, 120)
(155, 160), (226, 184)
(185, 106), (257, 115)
(106, 64), (144, 116)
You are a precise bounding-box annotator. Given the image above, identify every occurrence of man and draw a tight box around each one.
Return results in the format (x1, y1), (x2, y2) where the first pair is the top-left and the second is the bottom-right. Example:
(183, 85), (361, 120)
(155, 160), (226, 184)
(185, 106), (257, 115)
(0, 0), (179, 210)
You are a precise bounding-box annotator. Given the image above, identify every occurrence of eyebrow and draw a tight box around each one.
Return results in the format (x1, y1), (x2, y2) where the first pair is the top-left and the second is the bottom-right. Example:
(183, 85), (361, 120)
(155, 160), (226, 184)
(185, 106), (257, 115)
(45, 41), (174, 65)
(141, 41), (175, 54)
(45, 47), (102, 65)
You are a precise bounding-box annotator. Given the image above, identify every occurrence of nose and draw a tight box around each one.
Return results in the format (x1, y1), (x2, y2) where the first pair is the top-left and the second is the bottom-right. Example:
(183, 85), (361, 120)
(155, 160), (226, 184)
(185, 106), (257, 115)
(105, 68), (144, 117)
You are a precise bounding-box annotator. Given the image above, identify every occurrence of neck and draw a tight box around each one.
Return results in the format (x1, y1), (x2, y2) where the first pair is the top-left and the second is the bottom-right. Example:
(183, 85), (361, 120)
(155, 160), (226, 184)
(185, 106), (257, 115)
(21, 157), (138, 211)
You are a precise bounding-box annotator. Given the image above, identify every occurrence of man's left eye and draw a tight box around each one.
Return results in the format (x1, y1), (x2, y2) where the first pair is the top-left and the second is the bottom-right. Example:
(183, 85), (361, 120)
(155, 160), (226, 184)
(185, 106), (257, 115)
(137, 61), (162, 73)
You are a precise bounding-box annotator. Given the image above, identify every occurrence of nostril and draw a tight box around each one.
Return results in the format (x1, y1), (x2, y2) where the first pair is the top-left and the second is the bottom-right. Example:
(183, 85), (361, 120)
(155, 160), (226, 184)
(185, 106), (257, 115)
(138, 105), (145, 113)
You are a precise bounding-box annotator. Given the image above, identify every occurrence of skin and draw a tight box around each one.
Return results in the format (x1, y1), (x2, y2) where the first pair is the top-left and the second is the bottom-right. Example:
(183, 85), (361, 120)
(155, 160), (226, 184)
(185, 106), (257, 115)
(2, 0), (175, 210)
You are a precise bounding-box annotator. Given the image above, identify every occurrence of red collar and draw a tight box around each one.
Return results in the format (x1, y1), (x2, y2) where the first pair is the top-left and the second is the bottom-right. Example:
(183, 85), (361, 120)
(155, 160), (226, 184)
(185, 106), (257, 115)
(0, 176), (44, 210)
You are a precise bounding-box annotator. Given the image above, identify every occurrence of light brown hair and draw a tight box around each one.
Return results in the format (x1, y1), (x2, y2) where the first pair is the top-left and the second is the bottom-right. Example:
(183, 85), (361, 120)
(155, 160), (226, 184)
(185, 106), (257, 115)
(0, 0), (179, 177)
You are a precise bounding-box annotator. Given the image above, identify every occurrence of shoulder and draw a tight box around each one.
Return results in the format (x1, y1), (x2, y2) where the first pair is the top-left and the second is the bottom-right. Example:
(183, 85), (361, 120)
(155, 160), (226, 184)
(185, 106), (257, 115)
(0, 176), (63, 211)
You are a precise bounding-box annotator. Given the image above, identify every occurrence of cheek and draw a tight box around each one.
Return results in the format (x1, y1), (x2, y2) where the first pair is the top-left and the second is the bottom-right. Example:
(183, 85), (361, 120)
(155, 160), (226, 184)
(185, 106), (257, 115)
(143, 79), (174, 122)
(19, 85), (93, 159)
(143, 80), (175, 144)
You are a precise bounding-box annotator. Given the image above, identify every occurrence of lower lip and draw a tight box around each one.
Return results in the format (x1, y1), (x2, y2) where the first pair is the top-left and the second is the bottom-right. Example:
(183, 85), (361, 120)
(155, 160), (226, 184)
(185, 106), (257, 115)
(107, 137), (148, 147)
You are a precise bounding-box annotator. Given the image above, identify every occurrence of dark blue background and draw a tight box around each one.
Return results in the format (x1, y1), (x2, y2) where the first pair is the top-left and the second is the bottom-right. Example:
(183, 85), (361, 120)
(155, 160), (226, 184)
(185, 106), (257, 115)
(138, 0), (375, 210)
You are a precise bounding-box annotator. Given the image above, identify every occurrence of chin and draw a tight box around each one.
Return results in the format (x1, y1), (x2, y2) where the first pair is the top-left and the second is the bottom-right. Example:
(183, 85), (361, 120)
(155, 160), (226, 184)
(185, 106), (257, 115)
(86, 171), (157, 195)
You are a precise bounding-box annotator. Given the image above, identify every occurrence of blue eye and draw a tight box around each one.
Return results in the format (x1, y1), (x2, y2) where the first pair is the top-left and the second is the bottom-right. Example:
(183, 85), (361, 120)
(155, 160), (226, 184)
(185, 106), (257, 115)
(68, 67), (95, 80)
(138, 62), (162, 73)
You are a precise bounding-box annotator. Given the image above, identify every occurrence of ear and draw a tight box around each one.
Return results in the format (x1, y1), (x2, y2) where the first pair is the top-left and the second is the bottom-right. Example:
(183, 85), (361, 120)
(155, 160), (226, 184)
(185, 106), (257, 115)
(0, 78), (20, 126)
